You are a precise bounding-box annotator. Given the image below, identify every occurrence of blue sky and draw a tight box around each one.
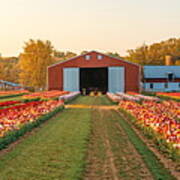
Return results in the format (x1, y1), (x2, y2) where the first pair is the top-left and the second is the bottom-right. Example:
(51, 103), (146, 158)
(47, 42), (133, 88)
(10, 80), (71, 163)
(0, 0), (179, 56)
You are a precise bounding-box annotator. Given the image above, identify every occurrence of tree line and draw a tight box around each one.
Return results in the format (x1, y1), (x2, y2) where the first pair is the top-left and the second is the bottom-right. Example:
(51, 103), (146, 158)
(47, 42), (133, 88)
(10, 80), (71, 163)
(126, 38), (180, 65)
(0, 38), (179, 89)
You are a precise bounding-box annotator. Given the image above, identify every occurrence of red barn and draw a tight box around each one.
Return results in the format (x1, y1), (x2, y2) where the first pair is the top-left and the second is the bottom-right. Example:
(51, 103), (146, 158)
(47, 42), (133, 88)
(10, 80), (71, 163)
(48, 51), (141, 94)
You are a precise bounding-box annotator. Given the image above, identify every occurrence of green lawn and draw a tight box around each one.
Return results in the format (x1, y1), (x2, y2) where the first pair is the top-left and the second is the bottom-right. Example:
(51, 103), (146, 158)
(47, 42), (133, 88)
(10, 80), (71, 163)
(70, 95), (114, 105)
(0, 109), (91, 180)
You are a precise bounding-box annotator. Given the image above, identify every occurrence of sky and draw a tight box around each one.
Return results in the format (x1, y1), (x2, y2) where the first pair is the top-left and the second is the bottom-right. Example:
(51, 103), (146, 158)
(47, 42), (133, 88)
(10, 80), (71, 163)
(0, 0), (179, 57)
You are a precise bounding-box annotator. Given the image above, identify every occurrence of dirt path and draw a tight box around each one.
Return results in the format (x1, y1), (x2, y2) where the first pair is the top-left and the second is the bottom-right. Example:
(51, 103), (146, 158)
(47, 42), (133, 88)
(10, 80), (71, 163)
(84, 109), (153, 180)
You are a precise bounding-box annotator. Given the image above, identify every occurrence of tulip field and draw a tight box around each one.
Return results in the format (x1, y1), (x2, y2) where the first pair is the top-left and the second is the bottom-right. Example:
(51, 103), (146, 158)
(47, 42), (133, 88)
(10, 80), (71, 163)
(0, 92), (179, 180)
(23, 90), (69, 99)
(0, 90), (29, 96)
(0, 90), (29, 100)
(119, 100), (180, 149)
(0, 100), (21, 108)
(157, 92), (180, 100)
(0, 100), (63, 138)
(108, 92), (180, 154)
(0, 91), (81, 139)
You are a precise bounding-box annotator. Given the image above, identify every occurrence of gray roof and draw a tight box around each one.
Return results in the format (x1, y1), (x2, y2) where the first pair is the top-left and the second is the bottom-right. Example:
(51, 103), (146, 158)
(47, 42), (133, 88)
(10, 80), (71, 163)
(0, 80), (22, 87)
(143, 66), (180, 78)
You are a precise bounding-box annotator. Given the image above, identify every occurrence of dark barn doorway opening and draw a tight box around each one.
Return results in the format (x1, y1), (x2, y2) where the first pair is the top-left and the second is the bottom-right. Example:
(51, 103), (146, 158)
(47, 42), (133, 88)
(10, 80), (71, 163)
(80, 67), (108, 95)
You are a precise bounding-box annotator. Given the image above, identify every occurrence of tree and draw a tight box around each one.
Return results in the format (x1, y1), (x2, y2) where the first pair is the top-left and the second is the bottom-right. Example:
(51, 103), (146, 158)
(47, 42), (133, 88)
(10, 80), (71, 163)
(53, 50), (65, 59)
(65, 51), (77, 59)
(0, 58), (19, 83)
(53, 50), (77, 61)
(126, 44), (150, 65)
(126, 38), (180, 65)
(81, 51), (89, 55)
(175, 60), (180, 65)
(106, 52), (122, 59)
(0, 62), (4, 79)
(19, 39), (54, 89)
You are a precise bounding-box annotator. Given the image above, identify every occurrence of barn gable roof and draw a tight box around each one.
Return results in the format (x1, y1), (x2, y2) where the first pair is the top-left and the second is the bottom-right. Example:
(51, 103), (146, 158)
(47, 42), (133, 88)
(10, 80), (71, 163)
(48, 51), (140, 68)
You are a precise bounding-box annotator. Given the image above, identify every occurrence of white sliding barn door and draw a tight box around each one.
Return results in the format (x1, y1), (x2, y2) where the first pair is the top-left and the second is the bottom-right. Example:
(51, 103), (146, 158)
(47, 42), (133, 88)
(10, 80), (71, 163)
(108, 67), (125, 93)
(63, 68), (79, 91)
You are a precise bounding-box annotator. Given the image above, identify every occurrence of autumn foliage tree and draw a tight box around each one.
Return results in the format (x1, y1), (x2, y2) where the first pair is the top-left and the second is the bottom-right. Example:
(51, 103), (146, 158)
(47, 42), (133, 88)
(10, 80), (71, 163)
(0, 58), (19, 83)
(53, 50), (77, 61)
(19, 40), (54, 89)
(106, 52), (122, 59)
(126, 38), (180, 65)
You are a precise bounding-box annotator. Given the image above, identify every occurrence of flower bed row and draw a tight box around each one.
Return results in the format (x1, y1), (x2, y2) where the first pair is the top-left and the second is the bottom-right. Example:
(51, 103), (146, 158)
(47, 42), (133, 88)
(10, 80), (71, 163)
(0, 90), (29, 96)
(127, 92), (160, 101)
(59, 91), (80, 102)
(0, 103), (63, 151)
(143, 100), (180, 120)
(23, 90), (69, 99)
(0, 100), (63, 138)
(119, 100), (180, 150)
(0, 90), (29, 100)
(136, 94), (160, 101)
(106, 92), (122, 102)
(157, 92), (180, 100)
(116, 92), (140, 102)
(0, 101), (21, 107)
(108, 92), (159, 102)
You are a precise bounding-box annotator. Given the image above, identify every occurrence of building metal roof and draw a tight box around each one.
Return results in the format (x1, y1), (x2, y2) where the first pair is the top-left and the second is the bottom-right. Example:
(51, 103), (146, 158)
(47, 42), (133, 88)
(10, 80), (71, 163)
(143, 66), (180, 79)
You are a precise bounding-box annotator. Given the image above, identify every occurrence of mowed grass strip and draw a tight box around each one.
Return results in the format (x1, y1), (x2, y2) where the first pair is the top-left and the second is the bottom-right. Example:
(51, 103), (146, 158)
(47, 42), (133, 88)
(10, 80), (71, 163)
(0, 108), (91, 180)
(71, 95), (114, 105)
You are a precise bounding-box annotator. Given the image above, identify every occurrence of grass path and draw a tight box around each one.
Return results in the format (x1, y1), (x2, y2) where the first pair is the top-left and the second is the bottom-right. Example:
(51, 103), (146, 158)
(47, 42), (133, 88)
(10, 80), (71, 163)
(0, 109), (91, 180)
(70, 95), (114, 105)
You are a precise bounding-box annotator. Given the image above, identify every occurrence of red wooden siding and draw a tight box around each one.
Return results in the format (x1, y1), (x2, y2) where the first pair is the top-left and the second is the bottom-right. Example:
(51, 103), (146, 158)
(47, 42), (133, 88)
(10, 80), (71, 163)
(48, 51), (140, 92)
